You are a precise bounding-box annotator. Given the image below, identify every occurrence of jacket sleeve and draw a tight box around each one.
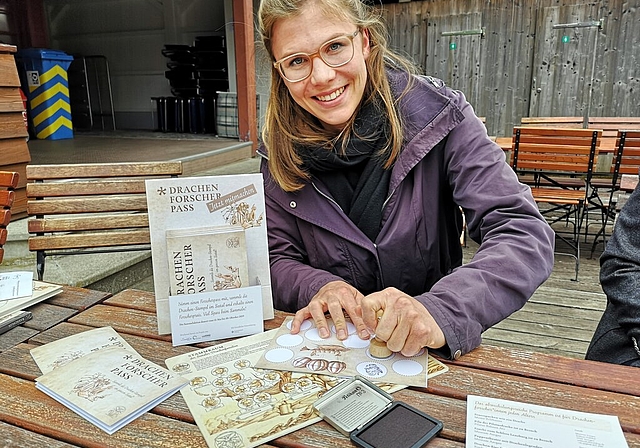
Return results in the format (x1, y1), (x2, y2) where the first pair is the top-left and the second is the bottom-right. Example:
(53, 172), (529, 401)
(599, 184), (640, 344)
(261, 161), (345, 312)
(415, 88), (556, 359)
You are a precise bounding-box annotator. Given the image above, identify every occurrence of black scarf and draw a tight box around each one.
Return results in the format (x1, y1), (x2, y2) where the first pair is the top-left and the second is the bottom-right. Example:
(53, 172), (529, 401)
(299, 100), (392, 241)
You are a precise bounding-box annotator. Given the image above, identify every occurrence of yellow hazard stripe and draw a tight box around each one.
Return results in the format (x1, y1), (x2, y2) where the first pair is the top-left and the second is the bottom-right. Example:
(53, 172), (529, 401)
(38, 65), (68, 84)
(28, 83), (70, 109)
(36, 116), (73, 139)
(32, 99), (72, 127)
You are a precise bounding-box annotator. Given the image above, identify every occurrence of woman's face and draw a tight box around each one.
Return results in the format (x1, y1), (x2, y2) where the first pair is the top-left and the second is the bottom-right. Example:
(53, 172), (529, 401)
(271, 3), (370, 132)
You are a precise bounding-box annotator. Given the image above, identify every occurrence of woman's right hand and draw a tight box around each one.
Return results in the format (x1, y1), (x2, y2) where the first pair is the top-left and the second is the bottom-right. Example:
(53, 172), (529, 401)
(290, 280), (371, 341)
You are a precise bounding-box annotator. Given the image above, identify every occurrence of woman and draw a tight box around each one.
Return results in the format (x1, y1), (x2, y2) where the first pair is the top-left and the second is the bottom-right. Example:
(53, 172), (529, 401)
(586, 183), (640, 367)
(257, 0), (555, 359)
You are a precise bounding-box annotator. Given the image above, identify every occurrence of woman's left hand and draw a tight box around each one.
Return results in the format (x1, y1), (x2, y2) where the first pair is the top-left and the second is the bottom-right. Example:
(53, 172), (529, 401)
(361, 287), (446, 356)
(290, 280), (370, 341)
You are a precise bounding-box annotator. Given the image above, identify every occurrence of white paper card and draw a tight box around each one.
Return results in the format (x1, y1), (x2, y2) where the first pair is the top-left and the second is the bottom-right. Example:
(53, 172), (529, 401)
(466, 395), (629, 448)
(169, 285), (263, 346)
(0, 271), (33, 300)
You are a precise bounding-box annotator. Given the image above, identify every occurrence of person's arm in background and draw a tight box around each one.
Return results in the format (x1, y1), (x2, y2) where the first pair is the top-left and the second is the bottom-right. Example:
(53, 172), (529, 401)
(599, 184), (640, 355)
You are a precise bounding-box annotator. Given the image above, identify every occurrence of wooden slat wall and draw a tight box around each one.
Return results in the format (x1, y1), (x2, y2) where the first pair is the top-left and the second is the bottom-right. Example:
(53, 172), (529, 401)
(0, 43), (30, 220)
(379, 0), (639, 138)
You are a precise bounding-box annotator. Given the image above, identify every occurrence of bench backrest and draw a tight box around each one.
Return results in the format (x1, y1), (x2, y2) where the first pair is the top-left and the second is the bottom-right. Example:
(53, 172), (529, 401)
(0, 171), (19, 263)
(26, 161), (182, 280)
(520, 117), (585, 128)
(588, 117), (640, 140)
(511, 127), (601, 183)
(614, 130), (640, 176)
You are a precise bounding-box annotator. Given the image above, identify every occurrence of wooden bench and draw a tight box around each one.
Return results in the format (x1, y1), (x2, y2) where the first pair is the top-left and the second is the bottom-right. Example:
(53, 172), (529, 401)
(0, 171), (19, 263)
(26, 161), (183, 280)
(511, 127), (602, 280)
(499, 118), (586, 164)
(587, 130), (640, 254)
(588, 117), (640, 152)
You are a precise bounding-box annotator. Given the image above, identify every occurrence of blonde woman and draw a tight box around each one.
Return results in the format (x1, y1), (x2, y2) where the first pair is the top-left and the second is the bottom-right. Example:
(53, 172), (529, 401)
(257, 0), (554, 360)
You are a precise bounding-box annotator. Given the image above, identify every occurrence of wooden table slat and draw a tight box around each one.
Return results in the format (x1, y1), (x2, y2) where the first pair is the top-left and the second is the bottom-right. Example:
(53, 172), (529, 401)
(22, 302), (77, 332)
(67, 304), (170, 342)
(102, 288), (157, 312)
(45, 286), (111, 311)
(449, 344), (640, 397)
(0, 420), (79, 448)
(0, 326), (39, 352)
(0, 373), (208, 448)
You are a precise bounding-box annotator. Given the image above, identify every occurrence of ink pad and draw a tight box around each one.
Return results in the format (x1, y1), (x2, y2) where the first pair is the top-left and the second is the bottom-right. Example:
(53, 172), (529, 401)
(313, 376), (443, 448)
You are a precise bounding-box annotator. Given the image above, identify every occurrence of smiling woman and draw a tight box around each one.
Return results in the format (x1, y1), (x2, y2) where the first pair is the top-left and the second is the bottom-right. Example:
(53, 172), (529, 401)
(269, 5), (370, 131)
(256, 0), (555, 363)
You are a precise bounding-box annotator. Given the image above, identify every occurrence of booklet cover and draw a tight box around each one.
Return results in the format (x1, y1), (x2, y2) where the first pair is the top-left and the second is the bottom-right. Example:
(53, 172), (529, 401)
(30, 326), (137, 374)
(0, 280), (63, 318)
(165, 225), (250, 296)
(146, 174), (274, 335)
(35, 347), (188, 435)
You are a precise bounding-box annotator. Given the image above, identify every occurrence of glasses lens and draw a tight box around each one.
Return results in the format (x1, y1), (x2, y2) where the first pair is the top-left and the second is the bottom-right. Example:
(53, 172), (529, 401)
(280, 54), (312, 82)
(320, 36), (354, 67)
(279, 33), (355, 82)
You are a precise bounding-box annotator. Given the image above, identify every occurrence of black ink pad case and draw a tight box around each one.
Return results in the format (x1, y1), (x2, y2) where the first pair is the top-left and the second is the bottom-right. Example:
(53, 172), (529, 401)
(313, 376), (443, 448)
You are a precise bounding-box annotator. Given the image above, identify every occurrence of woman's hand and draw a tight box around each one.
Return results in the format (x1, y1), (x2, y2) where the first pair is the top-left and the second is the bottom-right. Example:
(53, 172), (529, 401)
(290, 281), (370, 341)
(361, 287), (446, 356)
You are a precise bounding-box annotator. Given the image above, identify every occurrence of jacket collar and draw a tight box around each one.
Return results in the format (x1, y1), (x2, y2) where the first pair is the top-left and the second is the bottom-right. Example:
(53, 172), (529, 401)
(257, 70), (466, 178)
(388, 70), (464, 190)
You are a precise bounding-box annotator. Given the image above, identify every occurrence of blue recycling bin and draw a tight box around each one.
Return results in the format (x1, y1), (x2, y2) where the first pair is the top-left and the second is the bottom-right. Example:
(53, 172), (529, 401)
(16, 49), (74, 140)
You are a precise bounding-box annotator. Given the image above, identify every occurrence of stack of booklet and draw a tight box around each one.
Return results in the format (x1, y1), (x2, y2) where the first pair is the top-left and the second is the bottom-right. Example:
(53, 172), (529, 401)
(30, 326), (188, 435)
(0, 271), (63, 334)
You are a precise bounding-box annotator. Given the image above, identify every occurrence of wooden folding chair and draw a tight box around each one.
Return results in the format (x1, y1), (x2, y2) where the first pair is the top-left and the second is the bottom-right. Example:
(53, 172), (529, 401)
(26, 161), (182, 280)
(511, 127), (602, 281)
(0, 171), (19, 263)
(588, 130), (640, 255)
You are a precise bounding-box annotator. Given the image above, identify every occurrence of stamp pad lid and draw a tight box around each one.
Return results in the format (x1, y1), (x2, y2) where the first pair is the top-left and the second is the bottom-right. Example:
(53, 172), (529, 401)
(313, 376), (393, 435)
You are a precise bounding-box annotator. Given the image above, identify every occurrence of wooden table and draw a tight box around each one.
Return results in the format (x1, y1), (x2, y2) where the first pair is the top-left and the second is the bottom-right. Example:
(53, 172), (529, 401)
(1, 288), (639, 447)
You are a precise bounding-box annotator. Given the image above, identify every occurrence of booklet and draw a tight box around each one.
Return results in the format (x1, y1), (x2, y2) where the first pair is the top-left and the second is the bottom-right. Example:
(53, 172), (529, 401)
(146, 174), (274, 335)
(30, 326), (137, 374)
(0, 279), (63, 318)
(466, 395), (629, 448)
(165, 225), (250, 296)
(35, 347), (188, 435)
(0, 310), (32, 335)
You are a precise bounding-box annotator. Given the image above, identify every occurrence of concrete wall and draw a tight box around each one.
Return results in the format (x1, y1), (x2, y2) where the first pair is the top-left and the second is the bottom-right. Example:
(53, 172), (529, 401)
(44, 0), (234, 130)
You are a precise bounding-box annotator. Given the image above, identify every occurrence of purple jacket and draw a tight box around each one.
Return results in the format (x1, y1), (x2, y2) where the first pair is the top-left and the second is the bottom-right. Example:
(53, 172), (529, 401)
(258, 72), (555, 359)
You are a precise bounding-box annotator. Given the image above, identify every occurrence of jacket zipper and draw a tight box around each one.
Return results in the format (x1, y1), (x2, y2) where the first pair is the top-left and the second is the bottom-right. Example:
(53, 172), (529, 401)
(311, 181), (343, 212)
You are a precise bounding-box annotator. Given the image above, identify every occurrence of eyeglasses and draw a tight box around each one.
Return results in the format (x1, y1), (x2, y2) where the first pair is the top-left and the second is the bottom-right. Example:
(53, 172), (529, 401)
(273, 30), (359, 83)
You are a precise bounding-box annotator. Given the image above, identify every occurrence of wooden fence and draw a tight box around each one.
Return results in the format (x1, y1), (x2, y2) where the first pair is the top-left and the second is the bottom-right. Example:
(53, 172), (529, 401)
(380, 0), (640, 137)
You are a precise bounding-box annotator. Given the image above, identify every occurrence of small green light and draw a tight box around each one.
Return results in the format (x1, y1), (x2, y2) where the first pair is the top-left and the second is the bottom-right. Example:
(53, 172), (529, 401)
(562, 35), (570, 43)
(450, 42), (457, 50)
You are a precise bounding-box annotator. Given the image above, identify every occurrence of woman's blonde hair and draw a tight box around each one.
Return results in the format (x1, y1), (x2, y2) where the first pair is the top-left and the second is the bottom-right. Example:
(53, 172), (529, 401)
(258, 0), (415, 191)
